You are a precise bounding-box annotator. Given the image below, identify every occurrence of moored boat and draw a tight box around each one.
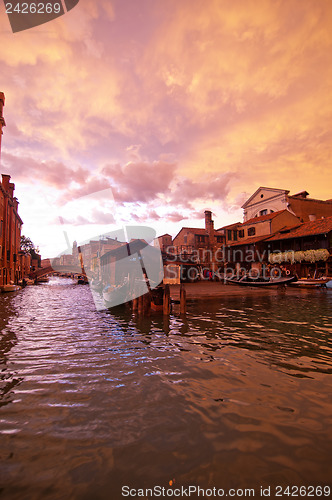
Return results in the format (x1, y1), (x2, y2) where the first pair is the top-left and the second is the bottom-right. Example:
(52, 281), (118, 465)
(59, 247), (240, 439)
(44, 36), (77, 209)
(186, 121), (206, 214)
(225, 275), (297, 287)
(1, 283), (21, 293)
(37, 276), (49, 283)
(289, 278), (331, 288)
(77, 275), (89, 285)
(102, 280), (130, 308)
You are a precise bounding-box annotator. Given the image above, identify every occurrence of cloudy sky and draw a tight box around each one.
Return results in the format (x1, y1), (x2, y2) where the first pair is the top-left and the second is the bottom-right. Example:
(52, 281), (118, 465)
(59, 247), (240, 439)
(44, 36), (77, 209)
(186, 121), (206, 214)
(0, 0), (332, 257)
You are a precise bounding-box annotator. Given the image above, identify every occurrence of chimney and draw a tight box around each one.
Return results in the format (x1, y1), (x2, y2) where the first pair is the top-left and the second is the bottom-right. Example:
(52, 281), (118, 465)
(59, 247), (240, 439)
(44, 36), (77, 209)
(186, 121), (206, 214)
(2, 173), (10, 191)
(8, 182), (15, 200)
(205, 210), (214, 244)
(0, 92), (5, 119)
(13, 197), (19, 212)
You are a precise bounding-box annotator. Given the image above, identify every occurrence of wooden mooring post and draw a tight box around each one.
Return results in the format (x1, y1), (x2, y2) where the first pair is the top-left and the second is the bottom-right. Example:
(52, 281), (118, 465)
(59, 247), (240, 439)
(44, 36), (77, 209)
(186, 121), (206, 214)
(143, 291), (151, 316)
(163, 284), (171, 315)
(180, 284), (186, 314)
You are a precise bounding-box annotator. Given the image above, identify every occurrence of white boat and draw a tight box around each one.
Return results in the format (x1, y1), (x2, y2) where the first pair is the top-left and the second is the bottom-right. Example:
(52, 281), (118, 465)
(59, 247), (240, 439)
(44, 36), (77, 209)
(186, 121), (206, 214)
(289, 278), (331, 288)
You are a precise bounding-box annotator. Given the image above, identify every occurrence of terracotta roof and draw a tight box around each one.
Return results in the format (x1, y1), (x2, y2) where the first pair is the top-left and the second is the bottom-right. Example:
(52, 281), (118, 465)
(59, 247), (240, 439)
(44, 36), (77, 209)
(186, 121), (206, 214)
(173, 227), (223, 240)
(266, 216), (332, 241)
(242, 209), (290, 226)
(228, 234), (272, 247)
(217, 222), (241, 231)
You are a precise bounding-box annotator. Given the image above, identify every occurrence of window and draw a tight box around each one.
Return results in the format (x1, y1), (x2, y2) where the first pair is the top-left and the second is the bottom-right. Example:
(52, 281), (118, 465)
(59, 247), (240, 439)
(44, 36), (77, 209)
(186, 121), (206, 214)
(184, 235), (187, 244)
(260, 209), (267, 216)
(227, 230), (232, 241)
(233, 230), (238, 241)
(239, 229), (244, 238)
(197, 235), (206, 243)
(248, 227), (256, 236)
(216, 236), (223, 243)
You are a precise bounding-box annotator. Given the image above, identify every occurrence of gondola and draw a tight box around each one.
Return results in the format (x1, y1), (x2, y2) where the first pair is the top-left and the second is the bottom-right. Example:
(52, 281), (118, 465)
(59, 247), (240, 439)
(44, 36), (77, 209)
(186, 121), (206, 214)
(225, 275), (297, 287)
(289, 278), (331, 288)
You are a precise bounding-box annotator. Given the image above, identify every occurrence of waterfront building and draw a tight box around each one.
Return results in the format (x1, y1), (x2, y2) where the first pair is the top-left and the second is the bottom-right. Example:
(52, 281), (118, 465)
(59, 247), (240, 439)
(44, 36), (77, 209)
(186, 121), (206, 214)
(266, 216), (332, 277)
(220, 210), (301, 245)
(99, 239), (162, 288)
(18, 251), (31, 280)
(72, 237), (124, 277)
(153, 233), (172, 252)
(217, 210), (301, 274)
(242, 187), (332, 222)
(0, 174), (23, 285)
(172, 210), (224, 273)
(0, 93), (25, 285)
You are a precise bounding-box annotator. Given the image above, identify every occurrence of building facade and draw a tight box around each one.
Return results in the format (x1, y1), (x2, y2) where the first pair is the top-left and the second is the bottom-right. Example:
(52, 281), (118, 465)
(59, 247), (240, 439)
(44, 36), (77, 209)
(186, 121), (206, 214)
(0, 93), (26, 286)
(242, 187), (332, 222)
(0, 174), (23, 285)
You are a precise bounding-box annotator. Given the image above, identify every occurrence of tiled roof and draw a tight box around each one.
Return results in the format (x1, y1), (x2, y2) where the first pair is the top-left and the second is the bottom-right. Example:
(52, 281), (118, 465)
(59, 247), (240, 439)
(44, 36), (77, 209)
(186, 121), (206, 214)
(267, 216), (332, 241)
(173, 227), (223, 240)
(217, 222), (241, 230)
(228, 234), (272, 247)
(242, 209), (290, 226)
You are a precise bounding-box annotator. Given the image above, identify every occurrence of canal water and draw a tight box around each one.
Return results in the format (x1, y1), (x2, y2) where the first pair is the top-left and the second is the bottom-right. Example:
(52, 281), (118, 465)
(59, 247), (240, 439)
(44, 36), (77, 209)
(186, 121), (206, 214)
(0, 277), (332, 499)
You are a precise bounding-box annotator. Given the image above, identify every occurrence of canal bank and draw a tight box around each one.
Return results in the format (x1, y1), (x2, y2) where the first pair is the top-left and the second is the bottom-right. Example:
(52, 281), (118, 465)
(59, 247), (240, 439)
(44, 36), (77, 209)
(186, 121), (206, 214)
(0, 277), (332, 499)
(169, 280), (332, 300)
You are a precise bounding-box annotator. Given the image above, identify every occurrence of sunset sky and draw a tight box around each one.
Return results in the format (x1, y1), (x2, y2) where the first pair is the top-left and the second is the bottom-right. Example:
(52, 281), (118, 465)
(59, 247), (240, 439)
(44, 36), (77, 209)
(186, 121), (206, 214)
(0, 0), (332, 257)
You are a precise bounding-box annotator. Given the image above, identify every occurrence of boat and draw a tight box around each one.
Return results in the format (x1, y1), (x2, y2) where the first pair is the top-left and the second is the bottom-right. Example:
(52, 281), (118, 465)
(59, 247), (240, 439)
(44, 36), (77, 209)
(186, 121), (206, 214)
(289, 278), (331, 288)
(90, 279), (103, 292)
(37, 276), (49, 283)
(1, 283), (21, 293)
(77, 275), (89, 285)
(102, 280), (130, 308)
(225, 275), (297, 287)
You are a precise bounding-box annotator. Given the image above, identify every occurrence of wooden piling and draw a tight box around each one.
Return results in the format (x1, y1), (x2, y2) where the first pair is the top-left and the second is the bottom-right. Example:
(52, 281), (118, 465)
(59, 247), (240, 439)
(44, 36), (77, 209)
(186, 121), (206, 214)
(143, 292), (151, 316)
(138, 294), (144, 315)
(163, 284), (171, 315)
(132, 297), (138, 312)
(180, 284), (186, 314)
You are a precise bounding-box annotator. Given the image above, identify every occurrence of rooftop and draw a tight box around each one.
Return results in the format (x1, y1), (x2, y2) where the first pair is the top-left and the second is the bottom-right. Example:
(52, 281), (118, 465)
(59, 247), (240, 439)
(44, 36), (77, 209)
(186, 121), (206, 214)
(267, 216), (332, 241)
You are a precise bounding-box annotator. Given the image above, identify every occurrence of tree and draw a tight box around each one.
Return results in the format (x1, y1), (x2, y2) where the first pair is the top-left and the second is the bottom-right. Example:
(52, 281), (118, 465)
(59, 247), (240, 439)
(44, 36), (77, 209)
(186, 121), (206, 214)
(20, 235), (39, 256)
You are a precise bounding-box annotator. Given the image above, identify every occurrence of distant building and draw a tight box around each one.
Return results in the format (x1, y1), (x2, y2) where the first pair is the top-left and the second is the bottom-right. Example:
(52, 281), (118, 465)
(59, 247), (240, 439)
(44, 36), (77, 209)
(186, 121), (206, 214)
(73, 237), (124, 277)
(242, 187), (332, 222)
(153, 233), (172, 252)
(173, 210), (224, 263)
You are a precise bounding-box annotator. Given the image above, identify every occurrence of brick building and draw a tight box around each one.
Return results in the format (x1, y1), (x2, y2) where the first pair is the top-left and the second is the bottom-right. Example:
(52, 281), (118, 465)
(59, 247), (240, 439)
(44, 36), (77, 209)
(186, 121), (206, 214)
(0, 93), (25, 286)
(153, 233), (172, 253)
(0, 175), (23, 285)
(173, 211), (224, 262)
